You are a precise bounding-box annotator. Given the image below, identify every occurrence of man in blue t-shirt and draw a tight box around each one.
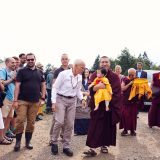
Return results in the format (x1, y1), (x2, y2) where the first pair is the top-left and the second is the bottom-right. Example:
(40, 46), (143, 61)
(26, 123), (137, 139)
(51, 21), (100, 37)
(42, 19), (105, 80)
(0, 57), (16, 140)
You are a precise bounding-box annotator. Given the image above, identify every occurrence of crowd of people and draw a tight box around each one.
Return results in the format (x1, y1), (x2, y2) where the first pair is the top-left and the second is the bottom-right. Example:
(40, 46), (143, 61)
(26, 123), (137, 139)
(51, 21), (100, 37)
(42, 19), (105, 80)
(0, 53), (160, 158)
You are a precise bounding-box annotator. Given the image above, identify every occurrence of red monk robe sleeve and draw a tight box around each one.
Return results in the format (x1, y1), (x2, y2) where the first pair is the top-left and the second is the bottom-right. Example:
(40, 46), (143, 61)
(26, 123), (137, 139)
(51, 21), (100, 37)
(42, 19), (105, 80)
(109, 73), (122, 125)
(88, 72), (97, 96)
(153, 72), (160, 87)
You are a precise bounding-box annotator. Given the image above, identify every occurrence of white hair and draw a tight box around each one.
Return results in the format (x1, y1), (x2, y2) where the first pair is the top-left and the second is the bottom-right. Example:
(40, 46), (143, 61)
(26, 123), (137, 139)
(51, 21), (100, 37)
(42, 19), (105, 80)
(128, 68), (136, 73)
(73, 59), (85, 66)
(115, 65), (122, 70)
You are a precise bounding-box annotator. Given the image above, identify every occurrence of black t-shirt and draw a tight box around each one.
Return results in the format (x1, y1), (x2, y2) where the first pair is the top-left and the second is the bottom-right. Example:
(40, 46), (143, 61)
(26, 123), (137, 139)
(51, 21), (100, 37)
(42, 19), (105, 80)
(16, 67), (45, 102)
(53, 67), (65, 79)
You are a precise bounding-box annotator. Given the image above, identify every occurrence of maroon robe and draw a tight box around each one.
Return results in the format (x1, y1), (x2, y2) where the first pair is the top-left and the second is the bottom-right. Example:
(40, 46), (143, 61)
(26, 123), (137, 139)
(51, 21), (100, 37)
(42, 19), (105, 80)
(86, 69), (121, 148)
(148, 72), (160, 127)
(119, 77), (138, 131)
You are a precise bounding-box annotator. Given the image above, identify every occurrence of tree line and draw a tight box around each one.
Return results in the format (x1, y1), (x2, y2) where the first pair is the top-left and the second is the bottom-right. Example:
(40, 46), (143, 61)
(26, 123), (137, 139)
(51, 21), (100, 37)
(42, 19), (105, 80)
(91, 48), (160, 75)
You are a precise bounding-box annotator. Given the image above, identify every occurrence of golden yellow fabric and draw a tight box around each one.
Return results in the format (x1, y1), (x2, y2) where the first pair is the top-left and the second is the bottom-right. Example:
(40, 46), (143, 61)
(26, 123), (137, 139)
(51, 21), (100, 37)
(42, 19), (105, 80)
(91, 77), (112, 106)
(37, 104), (44, 115)
(128, 78), (152, 100)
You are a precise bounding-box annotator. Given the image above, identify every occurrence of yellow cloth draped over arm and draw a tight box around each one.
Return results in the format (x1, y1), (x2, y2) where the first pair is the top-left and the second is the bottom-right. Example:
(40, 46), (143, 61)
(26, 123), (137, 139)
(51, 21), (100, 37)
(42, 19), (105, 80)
(128, 78), (152, 100)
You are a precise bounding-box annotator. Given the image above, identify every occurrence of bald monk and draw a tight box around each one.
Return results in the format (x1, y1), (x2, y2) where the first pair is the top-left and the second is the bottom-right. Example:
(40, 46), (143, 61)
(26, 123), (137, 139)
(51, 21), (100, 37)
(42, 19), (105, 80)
(119, 68), (139, 136)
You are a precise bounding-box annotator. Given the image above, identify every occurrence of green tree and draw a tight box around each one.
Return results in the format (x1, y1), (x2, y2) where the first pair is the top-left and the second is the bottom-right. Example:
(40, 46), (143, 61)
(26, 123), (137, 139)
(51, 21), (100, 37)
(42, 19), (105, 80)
(136, 52), (153, 70)
(110, 58), (117, 71)
(45, 63), (53, 73)
(137, 53), (143, 62)
(0, 59), (4, 63)
(91, 55), (100, 71)
(142, 51), (153, 69)
(151, 64), (160, 70)
(116, 48), (137, 75)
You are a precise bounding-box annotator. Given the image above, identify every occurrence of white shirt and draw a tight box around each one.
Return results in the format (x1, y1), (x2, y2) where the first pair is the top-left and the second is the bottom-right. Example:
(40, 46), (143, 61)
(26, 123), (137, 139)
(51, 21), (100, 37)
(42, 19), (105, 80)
(137, 70), (142, 78)
(51, 69), (83, 103)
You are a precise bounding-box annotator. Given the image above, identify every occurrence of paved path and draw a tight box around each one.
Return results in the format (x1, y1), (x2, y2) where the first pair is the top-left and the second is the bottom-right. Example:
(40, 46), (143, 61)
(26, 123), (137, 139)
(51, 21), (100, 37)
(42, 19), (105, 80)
(0, 112), (160, 160)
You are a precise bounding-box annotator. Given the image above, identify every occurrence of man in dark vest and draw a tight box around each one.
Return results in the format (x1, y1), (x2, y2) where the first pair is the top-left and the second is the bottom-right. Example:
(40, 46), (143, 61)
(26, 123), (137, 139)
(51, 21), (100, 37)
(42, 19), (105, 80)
(136, 62), (147, 115)
(136, 62), (147, 78)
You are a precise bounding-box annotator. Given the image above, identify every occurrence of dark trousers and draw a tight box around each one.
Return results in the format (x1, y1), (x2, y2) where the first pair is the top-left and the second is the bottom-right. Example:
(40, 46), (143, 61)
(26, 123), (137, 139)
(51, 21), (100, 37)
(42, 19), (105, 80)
(46, 89), (52, 111)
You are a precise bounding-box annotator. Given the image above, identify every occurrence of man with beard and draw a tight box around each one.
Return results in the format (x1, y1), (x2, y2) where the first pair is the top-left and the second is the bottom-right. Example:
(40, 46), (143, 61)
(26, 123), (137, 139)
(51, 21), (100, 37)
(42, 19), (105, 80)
(13, 53), (46, 151)
(83, 56), (121, 156)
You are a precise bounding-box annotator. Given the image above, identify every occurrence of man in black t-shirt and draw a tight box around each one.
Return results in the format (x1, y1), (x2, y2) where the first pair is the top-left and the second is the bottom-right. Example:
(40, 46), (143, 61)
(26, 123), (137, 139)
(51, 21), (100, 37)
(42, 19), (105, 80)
(13, 53), (46, 152)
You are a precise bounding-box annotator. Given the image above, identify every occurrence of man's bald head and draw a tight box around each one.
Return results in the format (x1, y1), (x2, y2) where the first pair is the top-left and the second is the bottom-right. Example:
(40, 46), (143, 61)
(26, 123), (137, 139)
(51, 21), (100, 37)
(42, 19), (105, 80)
(61, 53), (69, 67)
(5, 57), (15, 64)
(5, 57), (16, 71)
(128, 68), (136, 74)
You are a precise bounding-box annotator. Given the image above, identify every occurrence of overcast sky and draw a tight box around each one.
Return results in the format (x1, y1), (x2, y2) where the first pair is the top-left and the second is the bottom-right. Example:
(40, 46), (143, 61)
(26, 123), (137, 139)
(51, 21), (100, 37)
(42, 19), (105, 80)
(0, 0), (160, 68)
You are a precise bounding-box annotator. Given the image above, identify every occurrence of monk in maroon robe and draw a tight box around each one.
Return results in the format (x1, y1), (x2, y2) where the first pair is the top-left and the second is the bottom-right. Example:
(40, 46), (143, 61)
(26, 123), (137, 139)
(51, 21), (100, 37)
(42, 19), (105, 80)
(148, 72), (160, 127)
(119, 68), (138, 136)
(84, 56), (121, 156)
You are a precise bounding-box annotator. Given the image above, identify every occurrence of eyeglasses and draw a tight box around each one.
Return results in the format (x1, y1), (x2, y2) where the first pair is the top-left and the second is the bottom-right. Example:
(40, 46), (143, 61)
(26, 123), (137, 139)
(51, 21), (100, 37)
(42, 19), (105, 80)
(27, 59), (34, 61)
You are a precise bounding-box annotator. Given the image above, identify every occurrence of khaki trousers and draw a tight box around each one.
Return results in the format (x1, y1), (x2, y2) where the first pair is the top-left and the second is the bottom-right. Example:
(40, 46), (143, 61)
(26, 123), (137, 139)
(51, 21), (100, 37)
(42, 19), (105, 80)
(51, 95), (76, 149)
(15, 100), (39, 134)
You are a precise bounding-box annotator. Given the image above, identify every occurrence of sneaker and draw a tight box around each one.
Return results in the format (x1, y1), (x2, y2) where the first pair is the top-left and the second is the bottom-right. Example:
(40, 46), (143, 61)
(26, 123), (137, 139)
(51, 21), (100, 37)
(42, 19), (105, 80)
(6, 131), (16, 138)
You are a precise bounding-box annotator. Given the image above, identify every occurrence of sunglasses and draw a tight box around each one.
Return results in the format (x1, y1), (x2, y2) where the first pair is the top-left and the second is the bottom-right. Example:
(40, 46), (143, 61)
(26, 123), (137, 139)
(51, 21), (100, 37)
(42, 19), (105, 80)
(27, 59), (34, 61)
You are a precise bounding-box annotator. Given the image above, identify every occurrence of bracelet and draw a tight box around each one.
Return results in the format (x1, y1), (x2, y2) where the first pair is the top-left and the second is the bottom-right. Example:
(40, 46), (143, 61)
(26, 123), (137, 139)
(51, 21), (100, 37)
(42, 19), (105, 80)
(13, 100), (18, 102)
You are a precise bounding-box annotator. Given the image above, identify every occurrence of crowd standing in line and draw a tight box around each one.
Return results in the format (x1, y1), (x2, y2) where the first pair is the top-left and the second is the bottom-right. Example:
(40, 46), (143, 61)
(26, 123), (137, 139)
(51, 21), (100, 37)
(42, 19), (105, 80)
(0, 53), (159, 158)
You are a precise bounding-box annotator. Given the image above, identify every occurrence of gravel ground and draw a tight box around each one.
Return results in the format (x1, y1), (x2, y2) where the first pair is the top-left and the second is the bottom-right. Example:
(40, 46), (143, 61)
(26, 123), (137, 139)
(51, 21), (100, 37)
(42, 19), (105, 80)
(0, 112), (160, 160)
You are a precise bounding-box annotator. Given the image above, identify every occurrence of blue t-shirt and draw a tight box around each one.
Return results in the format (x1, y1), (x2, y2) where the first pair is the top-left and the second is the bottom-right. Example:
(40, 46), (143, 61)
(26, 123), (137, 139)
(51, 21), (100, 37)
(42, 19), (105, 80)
(0, 68), (15, 101)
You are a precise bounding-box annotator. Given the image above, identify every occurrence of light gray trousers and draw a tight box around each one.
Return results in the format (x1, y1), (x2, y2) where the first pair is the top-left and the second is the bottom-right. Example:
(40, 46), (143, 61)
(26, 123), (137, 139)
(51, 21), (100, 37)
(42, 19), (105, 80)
(51, 95), (76, 149)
